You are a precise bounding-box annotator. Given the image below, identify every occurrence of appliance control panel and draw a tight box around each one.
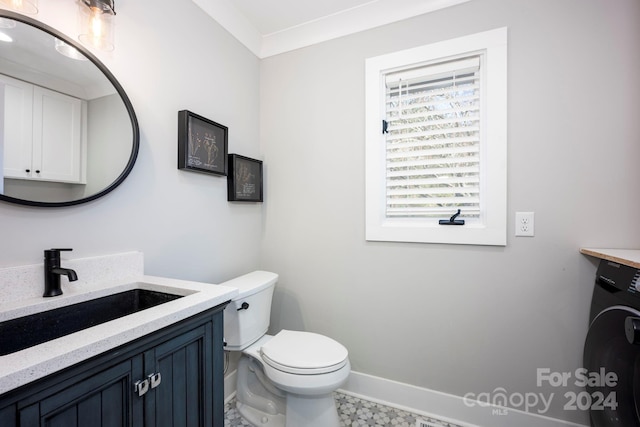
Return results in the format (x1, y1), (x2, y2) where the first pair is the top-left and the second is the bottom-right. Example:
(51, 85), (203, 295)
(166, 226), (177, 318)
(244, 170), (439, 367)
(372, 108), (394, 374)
(596, 260), (640, 295)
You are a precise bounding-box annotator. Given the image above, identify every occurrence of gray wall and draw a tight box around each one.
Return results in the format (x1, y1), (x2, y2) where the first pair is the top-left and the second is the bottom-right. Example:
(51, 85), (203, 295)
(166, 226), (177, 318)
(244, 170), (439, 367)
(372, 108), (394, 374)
(0, 0), (262, 283)
(259, 0), (640, 423)
(85, 93), (131, 196)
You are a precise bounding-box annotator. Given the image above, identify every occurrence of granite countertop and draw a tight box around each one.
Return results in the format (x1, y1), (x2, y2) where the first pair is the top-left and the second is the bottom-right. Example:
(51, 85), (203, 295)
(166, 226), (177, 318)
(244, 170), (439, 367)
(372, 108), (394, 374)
(0, 275), (238, 395)
(580, 248), (640, 269)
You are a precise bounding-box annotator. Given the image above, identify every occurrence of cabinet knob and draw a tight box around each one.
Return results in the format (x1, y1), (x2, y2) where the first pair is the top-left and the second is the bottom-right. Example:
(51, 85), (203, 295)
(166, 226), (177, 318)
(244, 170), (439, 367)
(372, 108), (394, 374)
(35, 170), (40, 174)
(134, 379), (149, 397)
(149, 372), (162, 389)
(25, 169), (30, 173)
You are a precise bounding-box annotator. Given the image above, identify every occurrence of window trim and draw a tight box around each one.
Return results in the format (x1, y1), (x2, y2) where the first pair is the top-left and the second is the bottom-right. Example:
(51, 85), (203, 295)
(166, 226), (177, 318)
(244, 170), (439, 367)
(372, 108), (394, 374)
(365, 28), (508, 246)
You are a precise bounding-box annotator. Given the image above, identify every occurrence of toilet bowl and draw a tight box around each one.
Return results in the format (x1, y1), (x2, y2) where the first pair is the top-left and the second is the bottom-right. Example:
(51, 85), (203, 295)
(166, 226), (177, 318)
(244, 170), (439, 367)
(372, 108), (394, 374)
(220, 271), (350, 427)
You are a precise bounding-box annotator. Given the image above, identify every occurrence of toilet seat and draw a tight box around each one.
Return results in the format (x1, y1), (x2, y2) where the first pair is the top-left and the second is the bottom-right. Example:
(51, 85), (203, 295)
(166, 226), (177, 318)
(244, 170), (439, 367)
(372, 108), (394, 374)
(260, 330), (348, 375)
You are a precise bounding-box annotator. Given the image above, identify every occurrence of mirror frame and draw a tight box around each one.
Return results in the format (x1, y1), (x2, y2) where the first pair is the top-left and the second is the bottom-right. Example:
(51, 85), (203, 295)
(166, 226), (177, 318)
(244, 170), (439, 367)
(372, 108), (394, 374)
(0, 10), (139, 208)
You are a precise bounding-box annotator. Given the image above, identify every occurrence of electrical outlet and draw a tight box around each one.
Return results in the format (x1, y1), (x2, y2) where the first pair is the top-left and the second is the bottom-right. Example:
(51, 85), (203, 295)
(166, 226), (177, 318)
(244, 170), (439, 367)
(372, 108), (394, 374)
(515, 212), (535, 237)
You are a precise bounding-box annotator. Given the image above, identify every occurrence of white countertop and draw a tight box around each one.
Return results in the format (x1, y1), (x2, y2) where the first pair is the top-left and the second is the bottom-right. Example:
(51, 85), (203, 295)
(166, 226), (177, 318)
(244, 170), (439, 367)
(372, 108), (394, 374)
(0, 275), (237, 395)
(580, 248), (640, 269)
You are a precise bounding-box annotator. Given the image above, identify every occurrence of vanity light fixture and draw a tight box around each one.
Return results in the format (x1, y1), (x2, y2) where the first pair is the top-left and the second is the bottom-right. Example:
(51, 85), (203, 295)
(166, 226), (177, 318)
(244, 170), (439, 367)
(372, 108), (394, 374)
(0, 0), (38, 15)
(78, 0), (115, 52)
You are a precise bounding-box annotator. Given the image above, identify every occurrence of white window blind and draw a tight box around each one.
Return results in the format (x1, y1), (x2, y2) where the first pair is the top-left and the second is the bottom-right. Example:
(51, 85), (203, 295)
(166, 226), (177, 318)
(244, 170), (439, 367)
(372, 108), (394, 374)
(365, 27), (507, 246)
(384, 55), (481, 219)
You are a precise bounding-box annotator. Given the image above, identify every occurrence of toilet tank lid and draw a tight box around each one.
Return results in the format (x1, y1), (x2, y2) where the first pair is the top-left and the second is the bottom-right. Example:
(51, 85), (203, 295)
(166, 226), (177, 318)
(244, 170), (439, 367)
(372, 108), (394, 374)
(218, 270), (278, 300)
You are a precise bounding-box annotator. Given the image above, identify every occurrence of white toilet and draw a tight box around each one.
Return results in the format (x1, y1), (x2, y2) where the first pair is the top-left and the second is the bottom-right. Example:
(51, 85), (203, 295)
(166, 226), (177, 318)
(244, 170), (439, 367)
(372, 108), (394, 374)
(220, 271), (350, 427)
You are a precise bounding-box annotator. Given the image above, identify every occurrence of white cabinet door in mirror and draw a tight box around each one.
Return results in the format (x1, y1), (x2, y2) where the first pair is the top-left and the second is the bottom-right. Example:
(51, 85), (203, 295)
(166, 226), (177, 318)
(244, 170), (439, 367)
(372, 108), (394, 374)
(33, 86), (86, 183)
(1, 75), (33, 179)
(1, 74), (87, 184)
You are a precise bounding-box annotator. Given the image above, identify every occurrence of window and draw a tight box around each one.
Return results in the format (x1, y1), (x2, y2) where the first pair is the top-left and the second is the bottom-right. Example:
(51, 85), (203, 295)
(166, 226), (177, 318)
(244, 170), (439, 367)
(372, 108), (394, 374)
(365, 28), (507, 246)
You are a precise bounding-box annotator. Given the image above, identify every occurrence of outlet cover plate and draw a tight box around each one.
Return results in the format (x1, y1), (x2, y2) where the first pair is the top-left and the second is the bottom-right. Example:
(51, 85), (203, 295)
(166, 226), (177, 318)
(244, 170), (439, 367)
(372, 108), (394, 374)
(515, 212), (535, 237)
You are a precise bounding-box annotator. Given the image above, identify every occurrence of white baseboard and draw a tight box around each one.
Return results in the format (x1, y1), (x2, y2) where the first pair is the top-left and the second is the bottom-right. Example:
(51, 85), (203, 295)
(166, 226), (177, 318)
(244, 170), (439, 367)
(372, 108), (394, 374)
(223, 369), (588, 427)
(340, 371), (588, 427)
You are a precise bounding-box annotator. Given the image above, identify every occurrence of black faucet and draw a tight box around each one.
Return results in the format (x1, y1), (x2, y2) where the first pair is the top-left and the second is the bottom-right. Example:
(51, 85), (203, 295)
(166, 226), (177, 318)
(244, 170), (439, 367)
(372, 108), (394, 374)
(44, 248), (78, 297)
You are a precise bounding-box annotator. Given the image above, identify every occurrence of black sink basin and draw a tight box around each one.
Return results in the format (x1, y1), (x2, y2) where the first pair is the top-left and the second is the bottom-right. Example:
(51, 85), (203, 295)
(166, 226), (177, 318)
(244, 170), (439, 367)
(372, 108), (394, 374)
(0, 289), (182, 356)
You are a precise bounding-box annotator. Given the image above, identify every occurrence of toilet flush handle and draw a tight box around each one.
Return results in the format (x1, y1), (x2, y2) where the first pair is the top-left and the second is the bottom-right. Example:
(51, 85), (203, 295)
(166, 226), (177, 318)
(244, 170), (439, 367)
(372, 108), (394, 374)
(237, 302), (250, 311)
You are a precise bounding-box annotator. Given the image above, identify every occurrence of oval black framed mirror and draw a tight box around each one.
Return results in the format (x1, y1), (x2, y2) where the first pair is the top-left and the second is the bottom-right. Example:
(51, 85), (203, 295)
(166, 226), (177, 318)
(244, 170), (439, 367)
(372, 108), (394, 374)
(0, 10), (139, 207)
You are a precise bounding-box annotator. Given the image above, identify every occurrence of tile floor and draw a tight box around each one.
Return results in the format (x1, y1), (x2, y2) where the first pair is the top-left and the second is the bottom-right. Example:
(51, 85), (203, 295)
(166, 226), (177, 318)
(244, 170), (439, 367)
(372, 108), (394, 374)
(224, 391), (465, 427)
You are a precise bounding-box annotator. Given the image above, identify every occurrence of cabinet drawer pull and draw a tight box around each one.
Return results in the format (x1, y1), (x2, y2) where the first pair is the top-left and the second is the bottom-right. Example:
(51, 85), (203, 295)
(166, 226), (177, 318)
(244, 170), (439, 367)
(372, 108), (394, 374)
(134, 379), (149, 397)
(149, 372), (162, 389)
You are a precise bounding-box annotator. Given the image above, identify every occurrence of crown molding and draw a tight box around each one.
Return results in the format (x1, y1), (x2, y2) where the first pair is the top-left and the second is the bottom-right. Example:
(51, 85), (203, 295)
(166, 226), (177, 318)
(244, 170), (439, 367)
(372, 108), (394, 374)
(193, 0), (471, 59)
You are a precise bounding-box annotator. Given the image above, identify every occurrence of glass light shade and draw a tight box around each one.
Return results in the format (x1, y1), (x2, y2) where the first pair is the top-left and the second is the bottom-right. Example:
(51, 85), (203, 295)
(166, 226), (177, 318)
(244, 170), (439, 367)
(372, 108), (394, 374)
(78, 2), (114, 51)
(54, 38), (88, 61)
(0, 17), (16, 28)
(0, 0), (38, 14)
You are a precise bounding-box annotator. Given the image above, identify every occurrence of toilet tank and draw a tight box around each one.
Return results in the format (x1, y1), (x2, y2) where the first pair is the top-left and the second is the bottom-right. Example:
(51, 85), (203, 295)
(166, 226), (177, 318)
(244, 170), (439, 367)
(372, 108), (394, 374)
(219, 271), (278, 351)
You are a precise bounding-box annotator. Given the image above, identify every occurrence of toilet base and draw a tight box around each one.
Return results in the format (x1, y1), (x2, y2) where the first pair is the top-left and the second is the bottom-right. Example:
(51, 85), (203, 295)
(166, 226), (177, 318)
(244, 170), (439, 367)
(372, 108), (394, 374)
(236, 356), (286, 426)
(235, 354), (342, 427)
(237, 400), (286, 427)
(285, 393), (341, 427)
(237, 393), (340, 427)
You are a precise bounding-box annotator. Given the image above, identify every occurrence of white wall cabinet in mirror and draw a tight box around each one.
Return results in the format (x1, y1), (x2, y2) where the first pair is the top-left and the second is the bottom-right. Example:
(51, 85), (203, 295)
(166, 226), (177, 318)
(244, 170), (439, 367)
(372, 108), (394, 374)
(1, 74), (32, 179)
(0, 11), (139, 207)
(2, 74), (87, 184)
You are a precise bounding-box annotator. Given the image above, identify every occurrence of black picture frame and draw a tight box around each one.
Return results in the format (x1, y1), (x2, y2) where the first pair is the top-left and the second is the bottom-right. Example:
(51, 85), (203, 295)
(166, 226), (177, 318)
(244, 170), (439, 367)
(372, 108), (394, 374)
(178, 110), (228, 176)
(227, 154), (263, 202)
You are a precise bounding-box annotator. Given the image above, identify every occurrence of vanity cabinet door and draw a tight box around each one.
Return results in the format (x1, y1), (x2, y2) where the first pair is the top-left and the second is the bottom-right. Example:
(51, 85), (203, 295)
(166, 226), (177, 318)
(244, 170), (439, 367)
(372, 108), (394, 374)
(17, 357), (144, 427)
(144, 310), (224, 427)
(0, 404), (17, 426)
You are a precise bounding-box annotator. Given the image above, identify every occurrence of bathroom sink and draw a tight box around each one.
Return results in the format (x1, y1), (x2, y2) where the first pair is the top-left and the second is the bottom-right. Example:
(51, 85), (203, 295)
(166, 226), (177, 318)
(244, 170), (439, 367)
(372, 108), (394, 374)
(0, 289), (182, 356)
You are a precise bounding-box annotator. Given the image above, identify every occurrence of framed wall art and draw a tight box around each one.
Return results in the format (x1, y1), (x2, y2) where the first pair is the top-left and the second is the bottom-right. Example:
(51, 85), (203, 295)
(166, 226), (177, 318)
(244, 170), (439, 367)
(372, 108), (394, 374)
(227, 154), (263, 202)
(178, 110), (228, 176)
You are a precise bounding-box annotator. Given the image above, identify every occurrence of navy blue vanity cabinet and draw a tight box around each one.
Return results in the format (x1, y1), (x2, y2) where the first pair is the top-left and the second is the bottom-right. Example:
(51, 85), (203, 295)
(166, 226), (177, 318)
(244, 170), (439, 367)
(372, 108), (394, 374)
(0, 302), (228, 427)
